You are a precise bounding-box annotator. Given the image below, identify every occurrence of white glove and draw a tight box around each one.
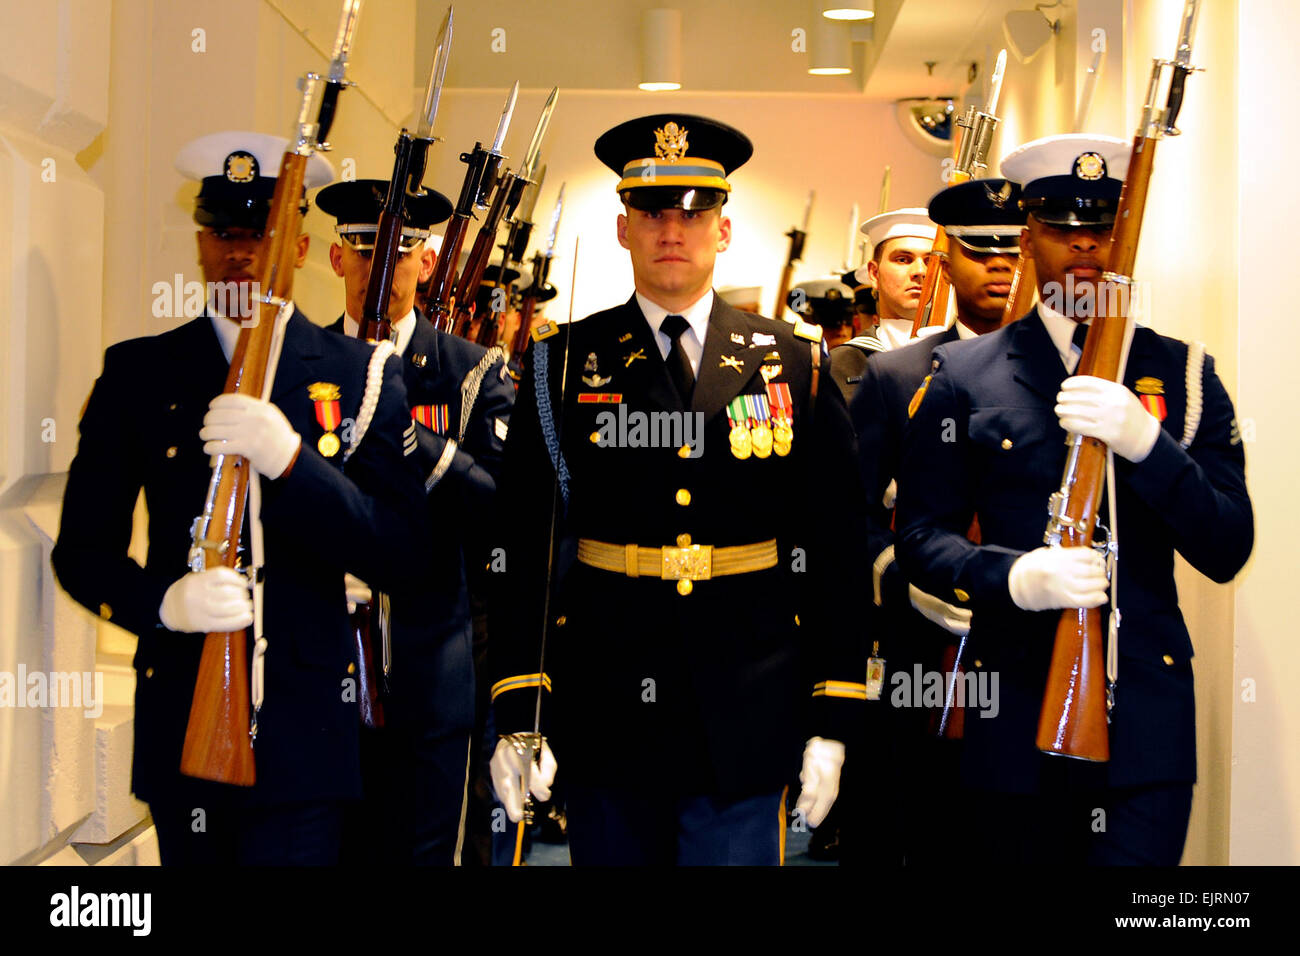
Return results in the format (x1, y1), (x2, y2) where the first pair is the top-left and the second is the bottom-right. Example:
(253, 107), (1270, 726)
(1008, 546), (1108, 612)
(200, 393), (302, 479)
(491, 736), (558, 823)
(909, 583), (972, 636)
(1056, 375), (1161, 462)
(881, 478), (898, 510)
(794, 736), (845, 828)
(344, 573), (371, 614)
(159, 567), (254, 633)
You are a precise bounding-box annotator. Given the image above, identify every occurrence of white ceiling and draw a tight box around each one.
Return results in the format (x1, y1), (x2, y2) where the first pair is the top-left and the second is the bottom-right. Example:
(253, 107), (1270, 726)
(414, 0), (1041, 100)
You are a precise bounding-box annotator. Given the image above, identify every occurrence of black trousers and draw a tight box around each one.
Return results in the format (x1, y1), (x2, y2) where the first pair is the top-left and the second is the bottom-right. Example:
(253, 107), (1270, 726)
(961, 781), (1194, 865)
(150, 796), (344, 865)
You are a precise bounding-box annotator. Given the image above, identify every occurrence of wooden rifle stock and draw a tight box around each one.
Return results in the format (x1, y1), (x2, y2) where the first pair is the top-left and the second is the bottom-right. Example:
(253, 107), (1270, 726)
(424, 214), (469, 332)
(1000, 256), (1036, 327)
(180, 151), (309, 787)
(909, 231), (952, 336)
(772, 227), (806, 321)
(452, 171), (521, 338)
(1036, 102), (1161, 762)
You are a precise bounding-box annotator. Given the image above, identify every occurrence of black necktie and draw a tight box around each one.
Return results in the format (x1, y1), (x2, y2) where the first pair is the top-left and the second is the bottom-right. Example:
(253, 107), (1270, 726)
(661, 314), (695, 404)
(1069, 322), (1090, 372)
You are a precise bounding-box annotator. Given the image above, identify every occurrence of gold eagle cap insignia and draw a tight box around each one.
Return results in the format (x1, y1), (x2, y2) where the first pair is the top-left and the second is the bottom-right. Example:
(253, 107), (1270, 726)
(986, 181), (1013, 207)
(654, 122), (689, 162)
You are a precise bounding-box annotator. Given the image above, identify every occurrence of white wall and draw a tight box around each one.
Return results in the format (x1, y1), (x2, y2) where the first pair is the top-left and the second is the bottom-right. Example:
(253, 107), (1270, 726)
(1231, 0), (1299, 865)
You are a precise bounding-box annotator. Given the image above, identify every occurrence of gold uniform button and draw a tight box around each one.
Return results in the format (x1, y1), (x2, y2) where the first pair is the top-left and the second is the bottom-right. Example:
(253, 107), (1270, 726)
(556, 615), (567, 627)
(973, 659), (983, 668)
(1162, 654), (1175, 666)
(1000, 438), (1013, 450)
(347, 662), (356, 675)
(678, 444), (692, 459)
(794, 614), (801, 626)
(144, 667), (155, 679)
(165, 446), (178, 458)
(677, 579), (693, 596)
(675, 489), (691, 506)
(953, 588), (970, 603)
(590, 431), (601, 444)
(676, 534), (691, 547)
(168, 403), (178, 411)
(98, 603), (113, 620)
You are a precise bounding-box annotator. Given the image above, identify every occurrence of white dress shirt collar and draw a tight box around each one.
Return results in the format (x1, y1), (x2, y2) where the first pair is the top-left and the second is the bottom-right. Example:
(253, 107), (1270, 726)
(1038, 302), (1090, 373)
(342, 307), (418, 357)
(207, 297), (296, 364)
(636, 289), (713, 376)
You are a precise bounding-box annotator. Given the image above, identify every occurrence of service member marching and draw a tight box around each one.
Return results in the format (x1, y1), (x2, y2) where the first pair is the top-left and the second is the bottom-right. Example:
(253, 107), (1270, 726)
(828, 208), (938, 402)
(895, 134), (1253, 864)
(488, 114), (869, 865)
(842, 177), (1026, 866)
(51, 132), (430, 864)
(316, 178), (515, 865)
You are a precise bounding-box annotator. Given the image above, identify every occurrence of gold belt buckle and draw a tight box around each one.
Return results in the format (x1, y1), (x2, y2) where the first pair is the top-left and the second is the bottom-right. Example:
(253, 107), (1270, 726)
(661, 544), (713, 596)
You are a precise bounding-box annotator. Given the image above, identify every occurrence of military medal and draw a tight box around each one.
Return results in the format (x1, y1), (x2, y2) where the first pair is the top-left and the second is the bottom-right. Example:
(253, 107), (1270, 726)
(747, 393), (773, 458)
(767, 383), (794, 456)
(1135, 376), (1167, 421)
(309, 382), (343, 457)
(412, 404), (450, 434)
(582, 351), (612, 388)
(726, 397), (752, 459)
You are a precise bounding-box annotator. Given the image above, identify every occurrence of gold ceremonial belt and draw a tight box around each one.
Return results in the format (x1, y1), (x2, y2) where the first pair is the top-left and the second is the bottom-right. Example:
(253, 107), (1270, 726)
(576, 537), (778, 595)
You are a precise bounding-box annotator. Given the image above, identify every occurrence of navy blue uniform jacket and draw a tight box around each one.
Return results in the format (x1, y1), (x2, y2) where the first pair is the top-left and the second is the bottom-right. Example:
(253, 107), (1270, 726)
(52, 310), (429, 806)
(327, 311), (513, 730)
(896, 309), (1253, 792)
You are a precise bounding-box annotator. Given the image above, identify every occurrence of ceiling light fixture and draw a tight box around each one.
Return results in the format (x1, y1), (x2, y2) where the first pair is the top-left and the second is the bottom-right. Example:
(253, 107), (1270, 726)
(822, 0), (874, 21)
(808, 15), (852, 76)
(640, 8), (682, 91)
(1003, 3), (1061, 64)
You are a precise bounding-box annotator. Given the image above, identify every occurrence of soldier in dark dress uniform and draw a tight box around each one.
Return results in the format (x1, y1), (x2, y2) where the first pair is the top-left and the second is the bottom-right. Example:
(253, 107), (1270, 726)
(896, 134), (1254, 864)
(488, 114), (869, 865)
(841, 177), (1025, 866)
(50, 132), (430, 865)
(315, 178), (515, 865)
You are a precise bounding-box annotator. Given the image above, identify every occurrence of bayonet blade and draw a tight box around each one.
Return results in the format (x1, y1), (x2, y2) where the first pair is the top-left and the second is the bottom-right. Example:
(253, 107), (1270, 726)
(878, 165), (891, 214)
(519, 163), (546, 223)
(328, 0), (363, 82)
(491, 81), (520, 154)
(522, 87), (558, 177)
(545, 183), (565, 257)
(416, 5), (453, 139)
(986, 48), (1008, 117)
(1175, 0), (1201, 67)
(801, 190), (815, 233)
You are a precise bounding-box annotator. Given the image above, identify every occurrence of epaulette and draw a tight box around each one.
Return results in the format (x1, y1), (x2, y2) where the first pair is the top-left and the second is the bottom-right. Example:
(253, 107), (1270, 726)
(793, 320), (823, 343)
(531, 321), (559, 343)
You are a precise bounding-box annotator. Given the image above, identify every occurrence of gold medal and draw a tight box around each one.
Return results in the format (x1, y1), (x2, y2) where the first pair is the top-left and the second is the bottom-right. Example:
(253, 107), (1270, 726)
(751, 422), (773, 458)
(317, 432), (341, 457)
(773, 436), (792, 457)
(729, 424), (752, 459)
(774, 420), (793, 443)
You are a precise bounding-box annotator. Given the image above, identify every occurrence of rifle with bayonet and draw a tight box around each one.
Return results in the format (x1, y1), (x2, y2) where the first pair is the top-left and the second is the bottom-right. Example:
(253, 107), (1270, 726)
(479, 164), (546, 348)
(347, 4), (452, 729)
(421, 83), (518, 333)
(773, 190), (813, 320)
(180, 0), (362, 786)
(451, 86), (556, 340)
(1037, 0), (1201, 762)
(911, 49), (1008, 336)
(511, 183), (564, 367)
